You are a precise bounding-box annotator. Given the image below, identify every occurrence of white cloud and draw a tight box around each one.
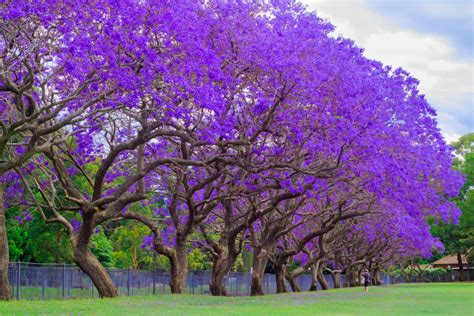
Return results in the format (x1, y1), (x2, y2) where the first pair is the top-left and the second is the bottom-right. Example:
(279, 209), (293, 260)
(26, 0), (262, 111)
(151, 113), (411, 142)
(302, 0), (474, 142)
(437, 112), (463, 143)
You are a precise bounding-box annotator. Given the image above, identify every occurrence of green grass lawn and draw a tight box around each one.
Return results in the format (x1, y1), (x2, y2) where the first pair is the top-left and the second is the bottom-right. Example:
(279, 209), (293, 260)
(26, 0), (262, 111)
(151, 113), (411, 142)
(0, 283), (472, 316)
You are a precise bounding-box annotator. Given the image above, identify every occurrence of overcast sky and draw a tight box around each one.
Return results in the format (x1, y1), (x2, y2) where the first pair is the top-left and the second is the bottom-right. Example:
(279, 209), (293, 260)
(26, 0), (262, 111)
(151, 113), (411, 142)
(301, 0), (473, 143)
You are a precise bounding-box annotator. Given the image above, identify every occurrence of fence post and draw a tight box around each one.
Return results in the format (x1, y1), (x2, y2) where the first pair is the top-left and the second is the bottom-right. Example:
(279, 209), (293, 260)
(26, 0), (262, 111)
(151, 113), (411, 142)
(127, 268), (131, 296)
(163, 274), (166, 294)
(237, 275), (240, 294)
(152, 270), (156, 295)
(62, 263), (66, 298)
(16, 261), (20, 300)
(91, 278), (95, 299)
(265, 275), (269, 294)
(153, 253), (156, 295)
(68, 267), (72, 298)
(10, 264), (13, 299)
(200, 275), (203, 294)
(42, 266), (46, 301)
(247, 271), (250, 295)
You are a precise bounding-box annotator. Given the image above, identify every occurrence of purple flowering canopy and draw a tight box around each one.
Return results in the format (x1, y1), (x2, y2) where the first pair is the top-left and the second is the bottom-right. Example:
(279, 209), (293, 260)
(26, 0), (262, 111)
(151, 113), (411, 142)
(0, 0), (463, 299)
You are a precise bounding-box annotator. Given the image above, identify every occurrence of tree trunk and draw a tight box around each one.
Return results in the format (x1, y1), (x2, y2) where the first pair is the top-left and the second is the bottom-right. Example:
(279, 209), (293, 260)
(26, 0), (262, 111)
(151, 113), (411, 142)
(309, 261), (320, 291)
(457, 252), (465, 281)
(317, 271), (329, 290)
(209, 232), (243, 296)
(286, 273), (301, 292)
(331, 270), (341, 289)
(0, 184), (12, 300)
(209, 249), (233, 296)
(357, 268), (363, 286)
(309, 269), (318, 291)
(73, 247), (118, 297)
(274, 263), (288, 293)
(73, 216), (118, 298)
(345, 267), (359, 288)
(349, 269), (359, 287)
(169, 239), (188, 294)
(372, 268), (381, 285)
(250, 247), (269, 296)
(345, 269), (351, 287)
(209, 264), (228, 296)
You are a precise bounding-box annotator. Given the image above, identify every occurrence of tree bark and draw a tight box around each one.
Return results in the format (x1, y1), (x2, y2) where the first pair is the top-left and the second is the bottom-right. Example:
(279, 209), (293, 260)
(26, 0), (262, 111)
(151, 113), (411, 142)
(286, 273), (301, 292)
(73, 247), (118, 298)
(209, 248), (234, 296)
(345, 267), (359, 288)
(349, 269), (359, 287)
(0, 184), (12, 300)
(309, 263), (318, 291)
(209, 260), (229, 296)
(250, 247), (269, 296)
(73, 216), (118, 298)
(169, 238), (188, 294)
(308, 260), (321, 291)
(274, 263), (288, 293)
(372, 268), (381, 285)
(317, 271), (329, 290)
(345, 269), (351, 287)
(208, 230), (242, 296)
(457, 252), (465, 282)
(331, 270), (341, 289)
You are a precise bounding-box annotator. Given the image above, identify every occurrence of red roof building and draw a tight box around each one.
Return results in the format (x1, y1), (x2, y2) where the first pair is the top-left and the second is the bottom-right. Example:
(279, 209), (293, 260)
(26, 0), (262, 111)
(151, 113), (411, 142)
(432, 255), (468, 270)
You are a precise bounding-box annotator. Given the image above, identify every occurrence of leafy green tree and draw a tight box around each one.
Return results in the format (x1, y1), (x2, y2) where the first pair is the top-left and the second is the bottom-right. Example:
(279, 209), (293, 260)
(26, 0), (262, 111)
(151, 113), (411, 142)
(188, 248), (212, 270)
(432, 133), (474, 280)
(7, 208), (73, 263)
(91, 231), (115, 268)
(111, 224), (155, 269)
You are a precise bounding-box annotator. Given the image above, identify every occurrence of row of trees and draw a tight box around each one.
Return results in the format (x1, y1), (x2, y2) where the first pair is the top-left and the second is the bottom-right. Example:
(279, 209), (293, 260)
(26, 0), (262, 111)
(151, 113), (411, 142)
(0, 0), (464, 300)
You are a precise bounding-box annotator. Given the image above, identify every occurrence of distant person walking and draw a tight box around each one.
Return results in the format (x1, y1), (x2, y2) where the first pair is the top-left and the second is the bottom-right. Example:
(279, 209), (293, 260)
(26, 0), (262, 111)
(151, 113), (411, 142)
(362, 269), (371, 293)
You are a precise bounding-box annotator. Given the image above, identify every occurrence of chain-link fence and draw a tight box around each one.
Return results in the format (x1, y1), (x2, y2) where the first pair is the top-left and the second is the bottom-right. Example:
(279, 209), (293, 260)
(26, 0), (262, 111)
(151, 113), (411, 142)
(6, 262), (347, 300)
(6, 262), (466, 300)
(390, 269), (473, 284)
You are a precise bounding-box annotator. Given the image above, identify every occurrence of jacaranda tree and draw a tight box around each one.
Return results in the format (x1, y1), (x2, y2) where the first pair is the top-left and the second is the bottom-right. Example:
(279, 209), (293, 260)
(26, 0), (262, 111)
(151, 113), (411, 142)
(0, 0), (463, 301)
